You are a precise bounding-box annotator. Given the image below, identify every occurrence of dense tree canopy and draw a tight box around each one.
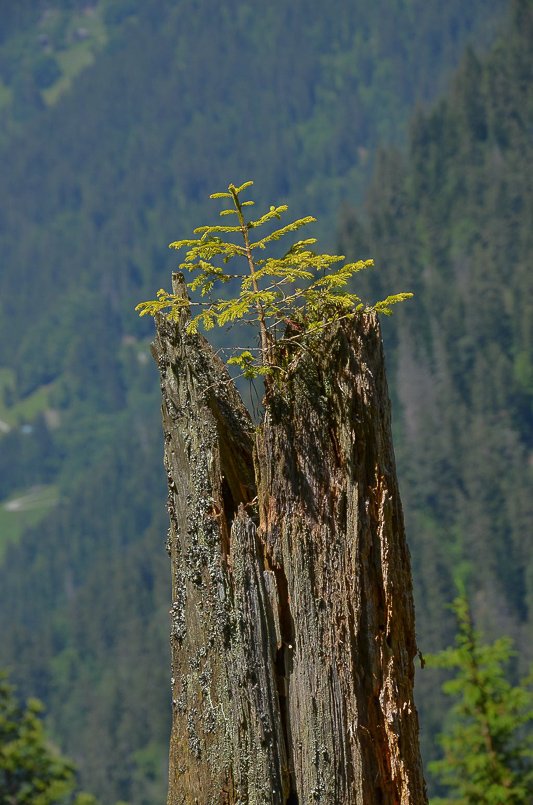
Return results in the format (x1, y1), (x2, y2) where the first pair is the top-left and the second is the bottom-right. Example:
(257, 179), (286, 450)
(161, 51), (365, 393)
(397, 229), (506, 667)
(427, 597), (533, 804)
(339, 0), (533, 789)
(0, 0), (520, 801)
(0, 672), (97, 805)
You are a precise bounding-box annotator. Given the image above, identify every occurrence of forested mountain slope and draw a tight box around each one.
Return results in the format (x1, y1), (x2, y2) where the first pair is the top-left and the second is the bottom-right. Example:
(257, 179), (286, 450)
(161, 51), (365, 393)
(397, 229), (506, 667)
(0, 0), (511, 802)
(340, 0), (533, 783)
(0, 0), (507, 380)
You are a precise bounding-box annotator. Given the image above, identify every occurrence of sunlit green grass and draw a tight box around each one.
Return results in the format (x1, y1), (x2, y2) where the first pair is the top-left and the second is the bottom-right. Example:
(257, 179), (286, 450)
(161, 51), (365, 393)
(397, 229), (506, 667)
(43, 8), (108, 107)
(0, 485), (59, 560)
(0, 367), (55, 429)
(0, 79), (12, 110)
(44, 43), (97, 106)
(0, 5), (108, 113)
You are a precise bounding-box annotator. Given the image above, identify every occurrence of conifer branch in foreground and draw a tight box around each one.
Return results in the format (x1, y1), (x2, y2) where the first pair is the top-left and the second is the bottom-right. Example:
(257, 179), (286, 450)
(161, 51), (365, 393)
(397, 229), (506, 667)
(136, 180), (412, 378)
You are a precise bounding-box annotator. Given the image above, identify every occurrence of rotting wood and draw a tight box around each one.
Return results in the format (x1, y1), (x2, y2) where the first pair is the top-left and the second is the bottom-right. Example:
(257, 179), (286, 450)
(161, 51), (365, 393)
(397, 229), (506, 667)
(153, 272), (427, 804)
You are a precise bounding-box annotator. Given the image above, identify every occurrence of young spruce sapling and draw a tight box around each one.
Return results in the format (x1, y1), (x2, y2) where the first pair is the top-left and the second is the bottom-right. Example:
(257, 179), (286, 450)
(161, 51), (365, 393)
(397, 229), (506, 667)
(136, 181), (412, 378)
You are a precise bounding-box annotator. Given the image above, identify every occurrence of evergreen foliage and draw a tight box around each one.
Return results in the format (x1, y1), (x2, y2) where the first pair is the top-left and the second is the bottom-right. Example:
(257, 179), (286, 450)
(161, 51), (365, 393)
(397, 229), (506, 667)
(0, 402), (171, 805)
(0, 671), (97, 805)
(427, 596), (533, 804)
(0, 0), (512, 801)
(339, 0), (533, 787)
(137, 181), (410, 377)
(0, 0), (507, 382)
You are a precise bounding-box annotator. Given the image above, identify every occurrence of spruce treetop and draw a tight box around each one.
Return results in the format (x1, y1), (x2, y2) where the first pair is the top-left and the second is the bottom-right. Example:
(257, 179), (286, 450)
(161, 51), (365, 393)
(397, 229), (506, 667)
(427, 596), (533, 804)
(136, 181), (412, 378)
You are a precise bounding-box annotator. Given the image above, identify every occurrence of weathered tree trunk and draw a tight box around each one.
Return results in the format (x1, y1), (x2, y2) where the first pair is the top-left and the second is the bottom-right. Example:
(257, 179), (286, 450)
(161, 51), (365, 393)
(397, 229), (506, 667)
(152, 273), (427, 804)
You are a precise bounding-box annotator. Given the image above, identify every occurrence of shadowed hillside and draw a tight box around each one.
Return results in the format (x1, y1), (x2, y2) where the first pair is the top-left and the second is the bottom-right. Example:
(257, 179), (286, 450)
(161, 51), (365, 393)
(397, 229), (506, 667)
(0, 0), (512, 801)
(340, 0), (533, 790)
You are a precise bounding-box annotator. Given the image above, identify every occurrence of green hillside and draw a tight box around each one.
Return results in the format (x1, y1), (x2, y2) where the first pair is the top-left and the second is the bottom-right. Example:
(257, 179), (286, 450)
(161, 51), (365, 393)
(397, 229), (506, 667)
(340, 0), (533, 788)
(0, 0), (508, 378)
(0, 0), (515, 801)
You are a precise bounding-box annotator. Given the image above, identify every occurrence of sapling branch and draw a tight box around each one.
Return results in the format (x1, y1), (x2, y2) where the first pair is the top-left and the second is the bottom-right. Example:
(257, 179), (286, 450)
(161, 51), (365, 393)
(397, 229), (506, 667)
(136, 180), (413, 379)
(229, 183), (271, 365)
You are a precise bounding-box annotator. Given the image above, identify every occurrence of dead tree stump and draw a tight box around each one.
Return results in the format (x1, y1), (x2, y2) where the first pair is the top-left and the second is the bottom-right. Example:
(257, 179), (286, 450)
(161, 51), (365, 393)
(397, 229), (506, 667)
(152, 273), (427, 804)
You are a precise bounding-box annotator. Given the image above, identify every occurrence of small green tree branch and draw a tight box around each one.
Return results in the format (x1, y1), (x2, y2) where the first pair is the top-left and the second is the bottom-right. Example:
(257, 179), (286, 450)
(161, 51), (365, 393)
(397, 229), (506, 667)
(136, 180), (412, 377)
(426, 596), (533, 804)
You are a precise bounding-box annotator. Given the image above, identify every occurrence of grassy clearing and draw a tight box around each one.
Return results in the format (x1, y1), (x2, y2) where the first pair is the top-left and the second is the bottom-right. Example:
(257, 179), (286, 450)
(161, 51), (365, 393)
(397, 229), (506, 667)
(0, 79), (12, 110)
(0, 4), (108, 112)
(43, 6), (108, 107)
(44, 45), (96, 105)
(0, 367), (55, 429)
(0, 485), (59, 561)
(0, 367), (14, 388)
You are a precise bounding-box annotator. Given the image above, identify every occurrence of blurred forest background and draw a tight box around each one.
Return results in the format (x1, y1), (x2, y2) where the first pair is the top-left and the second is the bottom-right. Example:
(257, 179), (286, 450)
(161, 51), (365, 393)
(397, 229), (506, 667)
(0, 0), (531, 802)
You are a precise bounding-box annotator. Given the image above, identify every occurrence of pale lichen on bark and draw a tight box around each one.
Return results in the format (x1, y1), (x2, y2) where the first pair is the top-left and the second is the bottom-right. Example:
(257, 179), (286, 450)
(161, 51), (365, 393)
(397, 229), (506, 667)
(153, 273), (427, 804)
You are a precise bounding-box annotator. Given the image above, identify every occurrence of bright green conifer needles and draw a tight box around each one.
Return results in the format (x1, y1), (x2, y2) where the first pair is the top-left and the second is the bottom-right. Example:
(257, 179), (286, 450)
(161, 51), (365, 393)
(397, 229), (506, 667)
(136, 181), (412, 377)
(427, 596), (533, 804)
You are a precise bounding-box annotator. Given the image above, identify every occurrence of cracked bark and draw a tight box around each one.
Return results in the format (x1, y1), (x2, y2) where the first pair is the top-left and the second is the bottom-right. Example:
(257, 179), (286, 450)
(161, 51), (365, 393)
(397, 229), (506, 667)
(153, 273), (427, 804)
